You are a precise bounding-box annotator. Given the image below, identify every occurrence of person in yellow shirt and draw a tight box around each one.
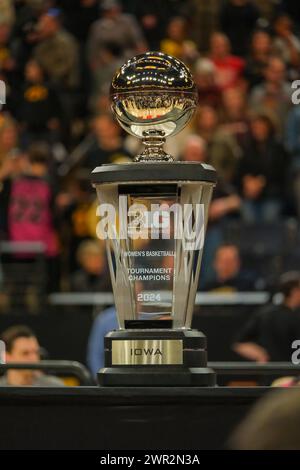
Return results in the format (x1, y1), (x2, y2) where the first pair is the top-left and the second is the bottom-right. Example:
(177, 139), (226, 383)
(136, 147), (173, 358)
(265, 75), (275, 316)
(160, 17), (198, 65)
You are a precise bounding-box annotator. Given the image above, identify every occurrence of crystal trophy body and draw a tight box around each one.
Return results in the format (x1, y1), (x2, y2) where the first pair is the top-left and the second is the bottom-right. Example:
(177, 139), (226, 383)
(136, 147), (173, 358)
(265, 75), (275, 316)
(91, 52), (217, 386)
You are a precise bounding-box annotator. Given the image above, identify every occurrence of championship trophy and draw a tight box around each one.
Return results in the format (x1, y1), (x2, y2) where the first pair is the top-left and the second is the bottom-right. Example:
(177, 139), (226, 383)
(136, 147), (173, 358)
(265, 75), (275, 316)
(91, 52), (217, 386)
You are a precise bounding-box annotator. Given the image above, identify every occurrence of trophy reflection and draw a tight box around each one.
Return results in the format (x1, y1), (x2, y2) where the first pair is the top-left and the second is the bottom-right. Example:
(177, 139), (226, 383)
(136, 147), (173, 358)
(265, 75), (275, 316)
(91, 52), (217, 386)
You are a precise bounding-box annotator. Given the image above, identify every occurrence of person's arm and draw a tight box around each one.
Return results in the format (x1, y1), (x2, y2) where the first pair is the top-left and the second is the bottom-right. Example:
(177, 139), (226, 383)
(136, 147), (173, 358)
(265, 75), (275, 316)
(233, 341), (269, 363)
(209, 194), (241, 221)
(87, 308), (117, 376)
(87, 313), (106, 376)
(232, 309), (269, 362)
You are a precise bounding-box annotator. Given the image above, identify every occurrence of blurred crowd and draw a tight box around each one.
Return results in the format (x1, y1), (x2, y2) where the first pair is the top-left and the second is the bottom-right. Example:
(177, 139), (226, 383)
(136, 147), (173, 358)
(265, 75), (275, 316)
(0, 0), (300, 302)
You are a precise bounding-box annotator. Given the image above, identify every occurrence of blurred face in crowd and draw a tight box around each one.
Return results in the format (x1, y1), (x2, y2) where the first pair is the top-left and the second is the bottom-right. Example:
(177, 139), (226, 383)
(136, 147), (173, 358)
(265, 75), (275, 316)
(222, 88), (245, 117)
(250, 117), (272, 142)
(214, 245), (241, 281)
(25, 59), (44, 83)
(210, 33), (230, 59)
(195, 71), (215, 89)
(274, 15), (293, 37)
(93, 94), (111, 114)
(265, 58), (286, 85)
(1, 151), (29, 177)
(5, 335), (40, 386)
(251, 31), (272, 57)
(182, 136), (207, 162)
(287, 285), (300, 309)
(0, 124), (17, 152)
(93, 115), (120, 141)
(6, 336), (40, 364)
(81, 251), (105, 275)
(37, 14), (59, 39)
(195, 59), (216, 89)
(0, 23), (11, 45)
(167, 17), (186, 42)
(103, 6), (122, 19)
(30, 160), (48, 177)
(197, 106), (218, 134)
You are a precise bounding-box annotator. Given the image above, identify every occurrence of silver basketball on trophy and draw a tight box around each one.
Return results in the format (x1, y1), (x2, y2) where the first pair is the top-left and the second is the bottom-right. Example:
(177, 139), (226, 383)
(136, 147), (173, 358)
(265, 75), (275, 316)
(110, 51), (198, 161)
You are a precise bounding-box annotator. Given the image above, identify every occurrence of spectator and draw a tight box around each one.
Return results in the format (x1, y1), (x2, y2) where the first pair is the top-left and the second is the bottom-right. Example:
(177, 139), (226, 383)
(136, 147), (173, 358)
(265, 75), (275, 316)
(160, 16), (198, 65)
(129, 0), (179, 50)
(87, 306), (118, 376)
(219, 87), (249, 147)
(196, 105), (241, 183)
(209, 182), (241, 225)
(0, 148), (28, 237)
(12, 0), (45, 72)
(180, 135), (207, 162)
(18, 58), (61, 146)
(191, 0), (221, 53)
(0, 21), (17, 87)
(59, 0), (99, 44)
(56, 173), (97, 274)
(0, 114), (18, 170)
(249, 56), (292, 135)
(279, 0), (300, 29)
(237, 113), (288, 222)
(0, 0), (15, 28)
(89, 91), (111, 116)
(90, 42), (124, 103)
(233, 272), (300, 362)
(273, 13), (300, 72)
(209, 32), (245, 91)
(87, 0), (147, 70)
(0, 325), (64, 386)
(200, 187), (241, 287)
(203, 243), (256, 293)
(82, 113), (132, 170)
(71, 239), (110, 292)
(34, 8), (79, 90)
(4, 142), (58, 255)
(1, 142), (60, 293)
(230, 387), (300, 449)
(244, 29), (273, 89)
(220, 0), (260, 57)
(194, 58), (221, 108)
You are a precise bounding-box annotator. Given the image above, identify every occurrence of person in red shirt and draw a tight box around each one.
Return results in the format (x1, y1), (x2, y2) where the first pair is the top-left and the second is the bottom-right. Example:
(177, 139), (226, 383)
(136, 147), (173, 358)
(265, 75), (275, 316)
(209, 32), (245, 91)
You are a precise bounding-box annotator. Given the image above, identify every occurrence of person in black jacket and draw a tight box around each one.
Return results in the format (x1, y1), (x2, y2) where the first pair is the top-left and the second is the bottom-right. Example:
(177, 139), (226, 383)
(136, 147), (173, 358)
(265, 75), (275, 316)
(237, 112), (289, 222)
(18, 58), (61, 146)
(233, 272), (300, 362)
(71, 240), (111, 292)
(202, 243), (256, 293)
(220, 0), (260, 57)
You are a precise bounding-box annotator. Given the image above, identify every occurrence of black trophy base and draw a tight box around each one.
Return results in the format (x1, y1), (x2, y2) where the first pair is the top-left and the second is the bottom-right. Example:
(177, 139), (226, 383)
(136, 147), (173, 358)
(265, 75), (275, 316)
(98, 366), (216, 387)
(98, 329), (216, 387)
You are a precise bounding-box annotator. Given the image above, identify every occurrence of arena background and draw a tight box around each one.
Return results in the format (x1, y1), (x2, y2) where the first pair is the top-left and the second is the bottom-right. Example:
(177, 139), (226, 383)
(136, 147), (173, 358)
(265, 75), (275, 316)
(1, 0), (300, 386)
